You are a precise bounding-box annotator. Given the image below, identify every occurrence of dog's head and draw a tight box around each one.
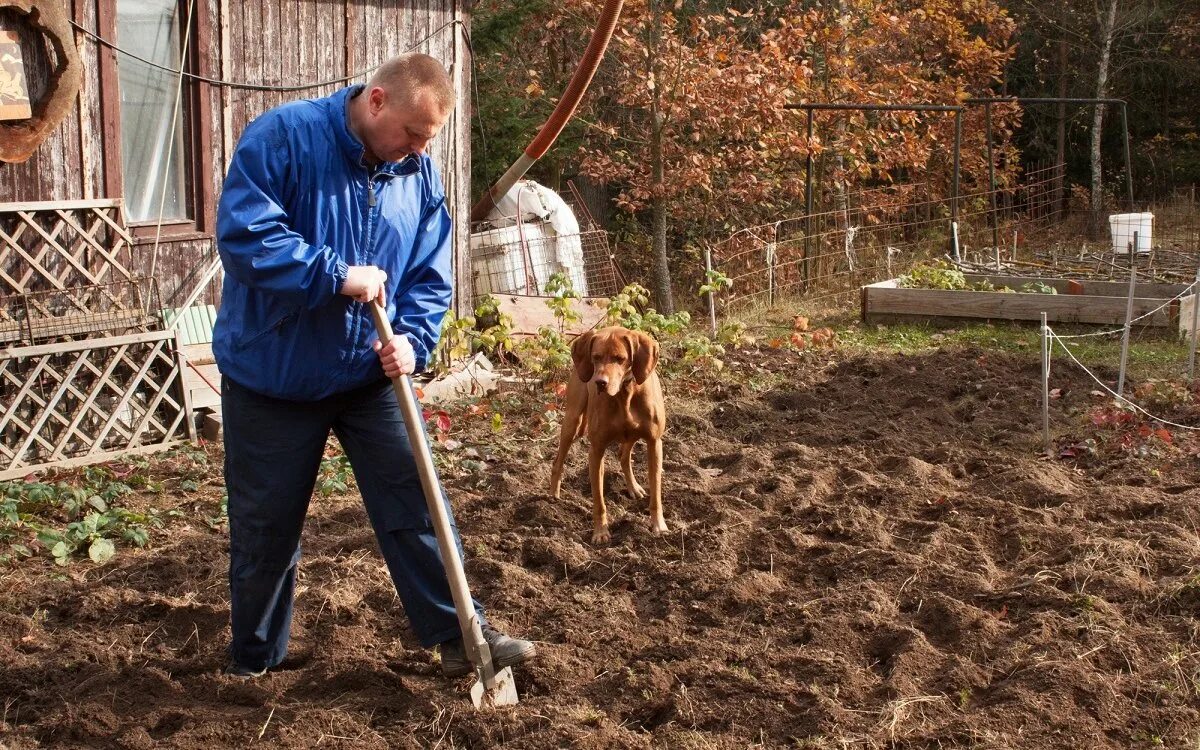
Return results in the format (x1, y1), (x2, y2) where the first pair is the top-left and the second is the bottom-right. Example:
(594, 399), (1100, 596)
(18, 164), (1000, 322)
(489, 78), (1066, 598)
(571, 327), (659, 396)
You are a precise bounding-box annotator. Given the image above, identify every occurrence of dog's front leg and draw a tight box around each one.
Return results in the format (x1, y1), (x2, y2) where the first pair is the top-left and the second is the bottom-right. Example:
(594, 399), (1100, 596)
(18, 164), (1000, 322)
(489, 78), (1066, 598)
(647, 437), (668, 534)
(620, 441), (646, 499)
(589, 440), (611, 544)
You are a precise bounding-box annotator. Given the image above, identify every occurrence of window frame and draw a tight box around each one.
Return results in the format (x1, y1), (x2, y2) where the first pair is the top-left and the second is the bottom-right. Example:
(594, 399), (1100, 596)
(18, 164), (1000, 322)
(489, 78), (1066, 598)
(97, 0), (215, 241)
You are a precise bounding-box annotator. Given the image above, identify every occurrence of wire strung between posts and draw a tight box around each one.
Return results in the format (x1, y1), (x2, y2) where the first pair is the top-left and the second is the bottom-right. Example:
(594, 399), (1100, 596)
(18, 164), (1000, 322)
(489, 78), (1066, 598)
(1051, 280), (1198, 339)
(70, 18), (466, 91)
(1046, 327), (1200, 432)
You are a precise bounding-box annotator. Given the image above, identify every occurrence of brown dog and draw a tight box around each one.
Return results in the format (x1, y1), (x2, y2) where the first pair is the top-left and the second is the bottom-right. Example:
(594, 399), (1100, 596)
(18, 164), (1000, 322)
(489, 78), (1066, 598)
(549, 326), (667, 544)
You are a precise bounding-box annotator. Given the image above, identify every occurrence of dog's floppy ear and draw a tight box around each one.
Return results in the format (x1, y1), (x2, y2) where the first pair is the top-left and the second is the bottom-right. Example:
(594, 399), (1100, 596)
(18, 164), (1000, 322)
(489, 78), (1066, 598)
(571, 330), (595, 382)
(631, 330), (659, 384)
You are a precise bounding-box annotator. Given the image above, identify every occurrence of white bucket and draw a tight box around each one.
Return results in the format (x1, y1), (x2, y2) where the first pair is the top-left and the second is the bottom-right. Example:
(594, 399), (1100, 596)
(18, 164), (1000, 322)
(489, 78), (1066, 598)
(1108, 212), (1153, 255)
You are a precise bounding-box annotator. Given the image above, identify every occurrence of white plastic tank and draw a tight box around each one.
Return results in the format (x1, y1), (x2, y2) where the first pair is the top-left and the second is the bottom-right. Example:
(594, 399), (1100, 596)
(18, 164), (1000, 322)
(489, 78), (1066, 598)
(469, 222), (554, 298)
(470, 180), (589, 297)
(1109, 212), (1154, 255)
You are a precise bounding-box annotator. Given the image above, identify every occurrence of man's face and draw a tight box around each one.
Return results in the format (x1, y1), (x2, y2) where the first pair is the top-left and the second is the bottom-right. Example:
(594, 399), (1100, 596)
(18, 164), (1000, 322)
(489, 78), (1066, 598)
(362, 86), (450, 164)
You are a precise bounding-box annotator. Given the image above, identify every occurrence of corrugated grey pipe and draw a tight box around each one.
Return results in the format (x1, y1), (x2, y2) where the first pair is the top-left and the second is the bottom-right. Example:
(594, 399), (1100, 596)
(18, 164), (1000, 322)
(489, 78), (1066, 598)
(469, 0), (624, 223)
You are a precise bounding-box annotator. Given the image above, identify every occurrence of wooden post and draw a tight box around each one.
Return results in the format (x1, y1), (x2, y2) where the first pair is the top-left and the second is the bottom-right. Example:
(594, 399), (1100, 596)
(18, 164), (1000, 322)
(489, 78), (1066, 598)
(1189, 265), (1200, 382)
(1041, 311), (1050, 455)
(1117, 232), (1138, 398)
(766, 242), (775, 308)
(704, 245), (717, 336)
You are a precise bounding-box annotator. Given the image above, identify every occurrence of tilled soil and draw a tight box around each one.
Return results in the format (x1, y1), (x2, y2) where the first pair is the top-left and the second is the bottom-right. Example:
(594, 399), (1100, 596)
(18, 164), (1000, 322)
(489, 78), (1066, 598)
(1, 345), (1198, 748)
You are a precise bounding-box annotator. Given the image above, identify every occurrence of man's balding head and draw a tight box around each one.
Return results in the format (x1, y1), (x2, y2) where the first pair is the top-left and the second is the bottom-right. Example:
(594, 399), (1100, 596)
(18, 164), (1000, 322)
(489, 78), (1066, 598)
(350, 53), (454, 164)
(368, 53), (454, 115)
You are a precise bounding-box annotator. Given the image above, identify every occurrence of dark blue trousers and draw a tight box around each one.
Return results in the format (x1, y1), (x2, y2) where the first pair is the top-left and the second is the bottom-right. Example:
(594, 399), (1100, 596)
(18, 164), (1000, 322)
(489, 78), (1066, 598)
(222, 376), (484, 671)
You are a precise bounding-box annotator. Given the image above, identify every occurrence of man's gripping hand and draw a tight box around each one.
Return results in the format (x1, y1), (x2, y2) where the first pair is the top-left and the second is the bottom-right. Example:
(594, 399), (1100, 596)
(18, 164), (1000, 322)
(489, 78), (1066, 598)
(341, 265), (388, 305)
(373, 333), (416, 378)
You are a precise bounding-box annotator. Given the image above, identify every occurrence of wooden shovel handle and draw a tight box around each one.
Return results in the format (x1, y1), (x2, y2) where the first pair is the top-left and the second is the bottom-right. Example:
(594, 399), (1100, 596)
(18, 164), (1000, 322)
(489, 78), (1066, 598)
(369, 302), (498, 685)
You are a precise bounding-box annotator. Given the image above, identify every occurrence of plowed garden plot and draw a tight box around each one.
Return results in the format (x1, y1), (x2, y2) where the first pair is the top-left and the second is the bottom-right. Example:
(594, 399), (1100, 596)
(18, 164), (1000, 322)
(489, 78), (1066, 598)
(2, 345), (1198, 748)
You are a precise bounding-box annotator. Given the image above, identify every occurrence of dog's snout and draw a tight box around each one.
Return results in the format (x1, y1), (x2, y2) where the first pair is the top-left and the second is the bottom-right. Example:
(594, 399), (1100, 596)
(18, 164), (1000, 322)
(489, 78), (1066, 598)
(593, 377), (608, 390)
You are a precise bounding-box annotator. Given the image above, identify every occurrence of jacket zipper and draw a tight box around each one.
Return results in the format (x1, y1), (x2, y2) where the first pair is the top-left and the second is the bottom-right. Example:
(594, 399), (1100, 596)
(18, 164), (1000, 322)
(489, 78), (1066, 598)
(345, 169), (382, 369)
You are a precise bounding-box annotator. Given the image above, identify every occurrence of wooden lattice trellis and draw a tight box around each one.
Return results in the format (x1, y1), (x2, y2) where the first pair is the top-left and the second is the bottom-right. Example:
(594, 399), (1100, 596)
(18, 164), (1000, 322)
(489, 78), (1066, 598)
(0, 331), (195, 479)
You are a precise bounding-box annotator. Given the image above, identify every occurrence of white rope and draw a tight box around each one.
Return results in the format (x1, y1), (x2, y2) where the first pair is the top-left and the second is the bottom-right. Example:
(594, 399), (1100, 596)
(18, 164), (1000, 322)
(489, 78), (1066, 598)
(1052, 280), (1197, 339)
(1046, 328), (1200, 431)
(147, 0), (198, 304)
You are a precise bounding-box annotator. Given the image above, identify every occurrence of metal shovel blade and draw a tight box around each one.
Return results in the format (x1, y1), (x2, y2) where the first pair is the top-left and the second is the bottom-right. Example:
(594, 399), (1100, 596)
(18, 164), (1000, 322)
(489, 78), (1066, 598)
(470, 667), (519, 708)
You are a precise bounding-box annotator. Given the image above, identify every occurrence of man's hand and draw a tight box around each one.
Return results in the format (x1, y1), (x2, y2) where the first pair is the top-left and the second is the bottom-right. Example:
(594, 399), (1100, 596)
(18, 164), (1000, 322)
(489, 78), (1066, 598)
(374, 334), (416, 378)
(341, 265), (388, 305)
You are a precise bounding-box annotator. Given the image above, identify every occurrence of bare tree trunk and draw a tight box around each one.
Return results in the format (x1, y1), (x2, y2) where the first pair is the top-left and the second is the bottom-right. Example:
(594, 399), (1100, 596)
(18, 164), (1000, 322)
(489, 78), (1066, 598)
(650, 117), (673, 313)
(1055, 39), (1067, 216)
(642, 0), (673, 314)
(1090, 0), (1118, 239)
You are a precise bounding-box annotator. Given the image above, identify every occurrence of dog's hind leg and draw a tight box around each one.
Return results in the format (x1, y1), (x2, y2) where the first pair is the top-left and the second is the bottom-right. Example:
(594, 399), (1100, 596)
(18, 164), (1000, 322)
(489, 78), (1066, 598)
(620, 441), (646, 499)
(647, 437), (667, 534)
(550, 408), (585, 499)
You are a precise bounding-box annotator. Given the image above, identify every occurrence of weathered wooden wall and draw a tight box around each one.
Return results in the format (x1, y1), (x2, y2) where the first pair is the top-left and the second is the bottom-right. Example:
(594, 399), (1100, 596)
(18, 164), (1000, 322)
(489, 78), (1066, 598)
(0, 0), (471, 313)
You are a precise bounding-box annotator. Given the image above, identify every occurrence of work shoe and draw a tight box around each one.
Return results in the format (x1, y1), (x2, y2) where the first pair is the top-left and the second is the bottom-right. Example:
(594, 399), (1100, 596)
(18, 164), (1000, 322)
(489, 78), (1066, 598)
(223, 661), (268, 678)
(223, 647), (269, 678)
(439, 625), (536, 678)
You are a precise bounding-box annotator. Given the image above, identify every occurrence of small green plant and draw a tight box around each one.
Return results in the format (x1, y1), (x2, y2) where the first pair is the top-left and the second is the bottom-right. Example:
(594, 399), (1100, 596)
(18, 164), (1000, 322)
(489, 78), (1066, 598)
(1020, 281), (1058, 295)
(716, 320), (751, 347)
(679, 333), (726, 371)
(435, 309), (475, 369)
(432, 296), (519, 371)
(473, 295), (517, 361)
(317, 454), (353, 497)
(697, 268), (732, 297)
(897, 260), (968, 290)
(544, 272), (582, 331)
(605, 283), (651, 326)
(516, 326), (572, 378)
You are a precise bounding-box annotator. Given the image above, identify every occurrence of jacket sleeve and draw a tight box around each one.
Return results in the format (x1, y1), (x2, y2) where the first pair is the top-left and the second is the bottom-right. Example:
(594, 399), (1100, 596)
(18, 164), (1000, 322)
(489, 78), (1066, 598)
(392, 172), (453, 374)
(216, 118), (349, 309)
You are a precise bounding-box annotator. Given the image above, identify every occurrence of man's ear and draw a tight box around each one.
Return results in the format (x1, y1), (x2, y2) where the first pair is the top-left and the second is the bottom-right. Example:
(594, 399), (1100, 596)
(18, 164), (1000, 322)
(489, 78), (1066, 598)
(571, 330), (595, 382)
(631, 331), (659, 384)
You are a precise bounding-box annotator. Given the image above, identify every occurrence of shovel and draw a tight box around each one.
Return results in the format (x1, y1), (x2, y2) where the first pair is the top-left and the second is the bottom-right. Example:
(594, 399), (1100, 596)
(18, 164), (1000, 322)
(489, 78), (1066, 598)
(370, 301), (519, 708)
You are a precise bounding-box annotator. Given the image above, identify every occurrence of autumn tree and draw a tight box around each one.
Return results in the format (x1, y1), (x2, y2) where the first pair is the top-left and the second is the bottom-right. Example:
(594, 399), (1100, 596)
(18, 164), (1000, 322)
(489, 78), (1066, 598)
(473, 0), (1017, 310)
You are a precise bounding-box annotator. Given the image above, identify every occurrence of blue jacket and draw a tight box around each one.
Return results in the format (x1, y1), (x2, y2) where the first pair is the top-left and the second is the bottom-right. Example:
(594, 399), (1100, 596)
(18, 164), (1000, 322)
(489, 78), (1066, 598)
(213, 85), (453, 401)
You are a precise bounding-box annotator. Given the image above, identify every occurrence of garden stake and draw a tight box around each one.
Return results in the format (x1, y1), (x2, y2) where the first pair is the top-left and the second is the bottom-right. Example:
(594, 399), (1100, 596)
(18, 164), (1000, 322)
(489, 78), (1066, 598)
(1117, 232), (1138, 398)
(1190, 265), (1200, 383)
(370, 301), (519, 709)
(1041, 311), (1050, 455)
(704, 245), (717, 336)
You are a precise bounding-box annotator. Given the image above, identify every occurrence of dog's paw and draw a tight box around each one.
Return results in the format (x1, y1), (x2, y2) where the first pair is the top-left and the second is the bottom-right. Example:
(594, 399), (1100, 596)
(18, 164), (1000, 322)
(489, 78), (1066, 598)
(627, 483), (647, 500)
(650, 518), (669, 535)
(591, 527), (612, 545)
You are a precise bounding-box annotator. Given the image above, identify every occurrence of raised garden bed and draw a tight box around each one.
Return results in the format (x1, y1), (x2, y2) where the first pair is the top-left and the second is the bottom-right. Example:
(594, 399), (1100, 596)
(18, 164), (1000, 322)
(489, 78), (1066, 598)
(862, 273), (1198, 335)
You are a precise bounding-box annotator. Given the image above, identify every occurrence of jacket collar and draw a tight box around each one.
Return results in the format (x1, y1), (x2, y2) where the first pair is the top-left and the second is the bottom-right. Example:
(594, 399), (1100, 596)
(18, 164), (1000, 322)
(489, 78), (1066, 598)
(330, 85), (421, 177)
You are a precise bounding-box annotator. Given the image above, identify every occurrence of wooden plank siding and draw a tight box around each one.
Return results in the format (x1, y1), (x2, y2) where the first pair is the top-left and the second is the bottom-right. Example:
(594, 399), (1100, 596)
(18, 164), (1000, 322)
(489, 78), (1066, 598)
(0, 0), (473, 312)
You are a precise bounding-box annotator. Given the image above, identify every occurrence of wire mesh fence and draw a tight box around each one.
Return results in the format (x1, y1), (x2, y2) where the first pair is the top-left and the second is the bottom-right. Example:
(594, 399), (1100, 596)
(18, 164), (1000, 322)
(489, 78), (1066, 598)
(711, 163), (1200, 312)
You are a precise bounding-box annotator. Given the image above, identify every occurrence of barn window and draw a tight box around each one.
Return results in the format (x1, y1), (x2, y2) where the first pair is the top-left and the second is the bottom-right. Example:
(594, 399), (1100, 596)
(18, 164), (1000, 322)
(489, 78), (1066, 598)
(115, 0), (191, 223)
